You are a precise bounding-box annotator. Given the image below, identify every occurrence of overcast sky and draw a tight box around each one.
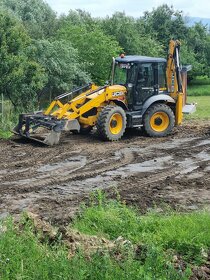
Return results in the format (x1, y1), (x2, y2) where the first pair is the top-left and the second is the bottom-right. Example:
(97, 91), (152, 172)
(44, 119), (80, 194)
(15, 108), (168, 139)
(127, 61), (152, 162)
(45, 0), (210, 18)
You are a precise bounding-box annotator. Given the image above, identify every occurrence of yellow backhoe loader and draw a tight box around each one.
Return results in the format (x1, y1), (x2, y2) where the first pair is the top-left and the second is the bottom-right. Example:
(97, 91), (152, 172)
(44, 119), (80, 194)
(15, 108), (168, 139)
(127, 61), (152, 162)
(13, 40), (195, 145)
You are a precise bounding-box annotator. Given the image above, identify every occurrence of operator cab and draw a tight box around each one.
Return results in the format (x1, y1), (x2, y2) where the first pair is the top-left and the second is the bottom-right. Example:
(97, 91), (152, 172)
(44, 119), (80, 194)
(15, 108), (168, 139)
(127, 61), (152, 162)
(113, 55), (167, 111)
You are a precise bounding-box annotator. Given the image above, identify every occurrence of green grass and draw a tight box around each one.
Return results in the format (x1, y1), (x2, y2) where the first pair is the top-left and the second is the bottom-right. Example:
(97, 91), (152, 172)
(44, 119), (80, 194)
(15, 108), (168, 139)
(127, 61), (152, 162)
(0, 128), (12, 139)
(188, 84), (210, 96)
(186, 75), (210, 96)
(0, 214), (191, 280)
(0, 100), (18, 139)
(74, 195), (210, 265)
(189, 76), (210, 86)
(0, 195), (210, 279)
(185, 95), (210, 119)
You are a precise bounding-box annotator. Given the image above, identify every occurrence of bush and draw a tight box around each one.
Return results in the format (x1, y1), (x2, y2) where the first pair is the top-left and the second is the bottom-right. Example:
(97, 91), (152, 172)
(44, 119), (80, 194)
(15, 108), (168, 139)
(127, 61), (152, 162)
(74, 192), (210, 264)
(0, 215), (191, 280)
(0, 100), (16, 139)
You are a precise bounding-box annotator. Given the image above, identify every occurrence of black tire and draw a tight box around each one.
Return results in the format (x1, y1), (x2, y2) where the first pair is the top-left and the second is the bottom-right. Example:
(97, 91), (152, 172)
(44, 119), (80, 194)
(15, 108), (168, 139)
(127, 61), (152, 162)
(72, 125), (93, 135)
(143, 103), (175, 137)
(96, 105), (126, 141)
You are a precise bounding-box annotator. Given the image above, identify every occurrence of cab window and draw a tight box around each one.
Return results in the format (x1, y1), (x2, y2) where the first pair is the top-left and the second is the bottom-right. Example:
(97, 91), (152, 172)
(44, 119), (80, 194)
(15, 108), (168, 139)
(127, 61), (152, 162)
(158, 63), (167, 89)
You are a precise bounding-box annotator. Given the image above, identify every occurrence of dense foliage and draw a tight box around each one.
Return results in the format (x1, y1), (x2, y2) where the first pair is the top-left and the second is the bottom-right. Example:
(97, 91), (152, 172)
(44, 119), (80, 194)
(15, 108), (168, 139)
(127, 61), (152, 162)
(0, 0), (210, 110)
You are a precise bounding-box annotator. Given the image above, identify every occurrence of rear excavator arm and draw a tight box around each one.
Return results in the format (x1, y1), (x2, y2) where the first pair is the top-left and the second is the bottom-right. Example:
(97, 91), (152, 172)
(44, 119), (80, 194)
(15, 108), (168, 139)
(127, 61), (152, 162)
(166, 39), (183, 125)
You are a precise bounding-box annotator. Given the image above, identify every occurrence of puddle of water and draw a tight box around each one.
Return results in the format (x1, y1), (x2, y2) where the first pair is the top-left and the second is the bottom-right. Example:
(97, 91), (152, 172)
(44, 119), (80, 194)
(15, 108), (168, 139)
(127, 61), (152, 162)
(205, 166), (210, 171)
(176, 158), (199, 175)
(196, 139), (210, 147)
(179, 165), (199, 175)
(185, 172), (204, 180)
(196, 150), (210, 161)
(51, 175), (117, 195)
(152, 138), (197, 150)
(15, 152), (27, 157)
(175, 150), (210, 176)
(106, 156), (172, 177)
(37, 156), (87, 173)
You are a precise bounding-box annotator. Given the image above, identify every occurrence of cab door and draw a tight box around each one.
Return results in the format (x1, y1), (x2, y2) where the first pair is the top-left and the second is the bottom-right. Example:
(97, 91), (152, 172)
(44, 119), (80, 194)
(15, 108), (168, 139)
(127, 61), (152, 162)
(133, 63), (158, 110)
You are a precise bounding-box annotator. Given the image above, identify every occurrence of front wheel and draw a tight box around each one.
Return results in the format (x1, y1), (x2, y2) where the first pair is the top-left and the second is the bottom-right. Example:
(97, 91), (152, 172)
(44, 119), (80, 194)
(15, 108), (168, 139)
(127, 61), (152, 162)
(143, 103), (175, 137)
(96, 105), (126, 141)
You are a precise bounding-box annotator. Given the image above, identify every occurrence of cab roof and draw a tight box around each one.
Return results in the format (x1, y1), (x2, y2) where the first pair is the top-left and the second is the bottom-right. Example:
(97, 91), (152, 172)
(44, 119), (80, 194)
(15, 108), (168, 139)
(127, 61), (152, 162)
(115, 55), (166, 64)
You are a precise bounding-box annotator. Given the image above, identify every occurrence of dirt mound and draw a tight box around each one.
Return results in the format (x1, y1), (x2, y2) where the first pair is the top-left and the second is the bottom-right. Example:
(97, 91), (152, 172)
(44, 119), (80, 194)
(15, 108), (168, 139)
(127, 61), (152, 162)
(25, 212), (210, 279)
(26, 212), (132, 259)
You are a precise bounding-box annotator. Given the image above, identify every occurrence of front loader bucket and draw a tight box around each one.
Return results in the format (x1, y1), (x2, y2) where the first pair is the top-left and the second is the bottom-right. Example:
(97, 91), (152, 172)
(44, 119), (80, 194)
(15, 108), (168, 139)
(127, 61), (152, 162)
(13, 112), (80, 146)
(13, 126), (61, 145)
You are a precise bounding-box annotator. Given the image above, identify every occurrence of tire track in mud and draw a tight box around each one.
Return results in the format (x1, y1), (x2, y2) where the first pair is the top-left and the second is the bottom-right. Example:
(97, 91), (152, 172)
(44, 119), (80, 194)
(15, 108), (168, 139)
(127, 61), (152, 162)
(0, 148), (136, 192)
(0, 143), (82, 170)
(22, 136), (210, 197)
(1, 122), (210, 222)
(1, 134), (210, 192)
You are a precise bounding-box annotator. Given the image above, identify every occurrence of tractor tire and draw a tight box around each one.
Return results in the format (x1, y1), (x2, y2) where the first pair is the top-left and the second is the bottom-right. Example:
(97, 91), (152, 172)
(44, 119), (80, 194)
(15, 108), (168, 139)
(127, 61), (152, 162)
(143, 103), (175, 137)
(96, 105), (126, 141)
(72, 125), (93, 135)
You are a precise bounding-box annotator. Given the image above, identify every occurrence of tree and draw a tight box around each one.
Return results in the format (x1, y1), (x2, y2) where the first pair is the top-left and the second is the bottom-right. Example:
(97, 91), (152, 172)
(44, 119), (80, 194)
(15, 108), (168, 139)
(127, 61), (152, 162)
(0, 9), (46, 111)
(28, 40), (90, 100)
(0, 0), (58, 39)
(180, 42), (204, 80)
(58, 9), (96, 32)
(101, 12), (164, 57)
(143, 5), (188, 48)
(57, 12), (122, 84)
(186, 23), (210, 77)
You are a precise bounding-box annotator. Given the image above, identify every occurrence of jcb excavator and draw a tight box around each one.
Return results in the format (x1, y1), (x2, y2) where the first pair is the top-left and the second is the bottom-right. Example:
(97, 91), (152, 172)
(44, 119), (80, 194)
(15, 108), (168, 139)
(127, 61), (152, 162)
(13, 40), (195, 145)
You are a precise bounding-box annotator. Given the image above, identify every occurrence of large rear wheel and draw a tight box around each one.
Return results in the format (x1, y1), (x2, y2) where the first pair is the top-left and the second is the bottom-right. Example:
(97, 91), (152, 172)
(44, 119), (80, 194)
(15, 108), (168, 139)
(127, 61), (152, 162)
(143, 103), (175, 137)
(96, 105), (126, 141)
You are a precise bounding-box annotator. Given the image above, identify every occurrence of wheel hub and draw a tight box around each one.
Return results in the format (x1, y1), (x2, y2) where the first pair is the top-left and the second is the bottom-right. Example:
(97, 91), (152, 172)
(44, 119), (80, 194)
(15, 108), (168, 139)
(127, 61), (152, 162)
(110, 120), (117, 128)
(150, 112), (169, 132)
(154, 117), (163, 126)
(109, 113), (123, 135)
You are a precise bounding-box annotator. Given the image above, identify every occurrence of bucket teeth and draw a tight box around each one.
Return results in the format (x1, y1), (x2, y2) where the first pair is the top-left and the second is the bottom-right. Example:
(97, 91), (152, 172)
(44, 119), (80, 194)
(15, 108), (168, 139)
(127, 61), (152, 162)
(13, 112), (81, 145)
(43, 131), (61, 146)
(12, 113), (63, 145)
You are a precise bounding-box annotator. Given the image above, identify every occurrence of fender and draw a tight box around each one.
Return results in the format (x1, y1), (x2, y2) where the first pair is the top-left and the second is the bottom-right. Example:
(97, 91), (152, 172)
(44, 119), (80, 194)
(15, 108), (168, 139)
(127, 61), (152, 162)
(111, 99), (128, 111)
(142, 94), (175, 116)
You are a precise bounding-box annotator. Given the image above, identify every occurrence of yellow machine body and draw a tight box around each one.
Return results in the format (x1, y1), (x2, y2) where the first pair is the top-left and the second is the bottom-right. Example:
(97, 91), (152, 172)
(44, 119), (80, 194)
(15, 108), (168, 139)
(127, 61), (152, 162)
(45, 84), (127, 128)
(14, 40), (194, 145)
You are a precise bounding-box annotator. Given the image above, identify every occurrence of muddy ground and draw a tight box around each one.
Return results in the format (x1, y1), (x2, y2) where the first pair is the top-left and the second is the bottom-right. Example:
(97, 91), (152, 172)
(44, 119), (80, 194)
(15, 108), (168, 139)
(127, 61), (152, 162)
(1, 120), (210, 224)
